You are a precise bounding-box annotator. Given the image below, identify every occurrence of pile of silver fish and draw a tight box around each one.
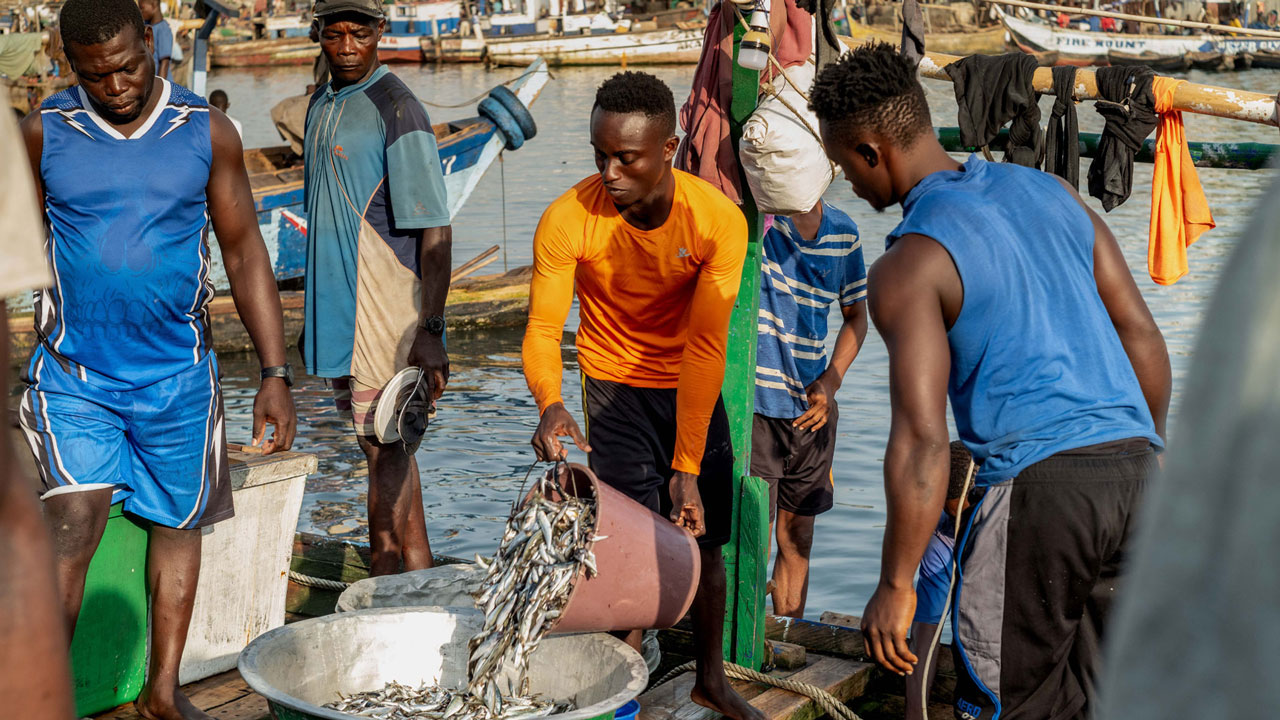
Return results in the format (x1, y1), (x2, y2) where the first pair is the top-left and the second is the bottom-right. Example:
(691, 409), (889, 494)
(323, 681), (570, 720)
(322, 469), (600, 720)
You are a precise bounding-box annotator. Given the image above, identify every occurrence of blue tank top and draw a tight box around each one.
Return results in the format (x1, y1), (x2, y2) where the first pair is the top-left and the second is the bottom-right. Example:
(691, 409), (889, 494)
(36, 80), (214, 390)
(889, 156), (1161, 484)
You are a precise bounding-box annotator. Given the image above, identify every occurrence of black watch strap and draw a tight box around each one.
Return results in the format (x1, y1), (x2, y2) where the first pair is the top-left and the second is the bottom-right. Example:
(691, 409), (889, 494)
(419, 315), (446, 336)
(261, 364), (294, 387)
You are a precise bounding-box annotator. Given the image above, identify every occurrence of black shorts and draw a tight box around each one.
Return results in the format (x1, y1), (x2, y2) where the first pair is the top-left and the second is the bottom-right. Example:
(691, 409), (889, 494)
(951, 439), (1154, 720)
(581, 374), (733, 547)
(749, 406), (837, 522)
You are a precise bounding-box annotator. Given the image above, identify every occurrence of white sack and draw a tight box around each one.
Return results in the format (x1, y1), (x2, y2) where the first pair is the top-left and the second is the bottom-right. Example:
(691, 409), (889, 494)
(739, 62), (836, 216)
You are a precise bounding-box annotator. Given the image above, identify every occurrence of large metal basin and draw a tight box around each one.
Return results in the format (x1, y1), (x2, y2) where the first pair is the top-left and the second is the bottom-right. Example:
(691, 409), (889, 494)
(238, 607), (648, 720)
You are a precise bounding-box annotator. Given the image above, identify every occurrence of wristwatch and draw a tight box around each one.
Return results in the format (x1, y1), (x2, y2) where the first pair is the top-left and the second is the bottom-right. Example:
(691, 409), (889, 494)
(419, 314), (446, 337)
(261, 364), (294, 387)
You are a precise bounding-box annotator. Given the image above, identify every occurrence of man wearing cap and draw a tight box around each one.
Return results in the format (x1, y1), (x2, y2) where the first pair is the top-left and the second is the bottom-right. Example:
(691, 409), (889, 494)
(303, 0), (453, 576)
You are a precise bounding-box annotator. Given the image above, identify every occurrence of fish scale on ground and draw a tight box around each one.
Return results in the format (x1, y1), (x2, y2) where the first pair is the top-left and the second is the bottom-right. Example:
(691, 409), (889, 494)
(323, 468), (601, 719)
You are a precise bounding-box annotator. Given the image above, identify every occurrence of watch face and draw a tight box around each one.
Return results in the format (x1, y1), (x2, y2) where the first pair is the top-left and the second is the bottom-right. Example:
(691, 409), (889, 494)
(427, 316), (446, 334)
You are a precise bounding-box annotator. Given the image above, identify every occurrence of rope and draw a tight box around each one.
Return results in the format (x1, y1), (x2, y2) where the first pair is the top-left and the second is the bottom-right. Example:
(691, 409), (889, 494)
(653, 661), (864, 720)
(289, 570), (352, 592)
(415, 65), (552, 109)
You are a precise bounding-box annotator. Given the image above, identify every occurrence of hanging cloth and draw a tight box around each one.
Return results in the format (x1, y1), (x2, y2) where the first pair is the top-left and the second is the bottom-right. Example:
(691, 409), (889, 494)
(674, 3), (741, 204)
(1043, 66), (1080, 188)
(1087, 65), (1157, 212)
(944, 53), (1043, 168)
(1148, 76), (1215, 285)
(900, 0), (927, 66)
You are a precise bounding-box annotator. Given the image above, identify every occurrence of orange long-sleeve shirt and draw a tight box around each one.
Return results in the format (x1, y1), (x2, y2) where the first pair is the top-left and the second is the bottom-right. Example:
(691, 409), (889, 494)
(523, 171), (748, 474)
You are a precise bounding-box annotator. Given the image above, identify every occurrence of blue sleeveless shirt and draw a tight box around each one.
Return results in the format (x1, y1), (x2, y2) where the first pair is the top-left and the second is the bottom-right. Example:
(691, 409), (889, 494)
(36, 80), (214, 390)
(889, 156), (1161, 485)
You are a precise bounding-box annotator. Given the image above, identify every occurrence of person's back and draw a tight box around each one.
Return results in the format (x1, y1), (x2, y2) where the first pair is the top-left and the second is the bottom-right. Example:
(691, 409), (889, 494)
(38, 80), (214, 388)
(890, 157), (1161, 483)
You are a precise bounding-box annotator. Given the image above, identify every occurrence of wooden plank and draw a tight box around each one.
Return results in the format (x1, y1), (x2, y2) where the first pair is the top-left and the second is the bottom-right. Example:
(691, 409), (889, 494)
(765, 616), (867, 660)
(91, 670), (255, 719)
(818, 612), (860, 629)
(720, 3), (768, 669)
(766, 640), (807, 671)
(751, 657), (875, 720)
(818, 612), (957, 702)
(638, 671), (772, 720)
(207, 692), (271, 720)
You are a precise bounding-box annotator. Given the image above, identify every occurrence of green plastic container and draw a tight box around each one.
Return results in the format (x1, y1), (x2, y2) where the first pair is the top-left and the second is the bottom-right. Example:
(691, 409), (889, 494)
(70, 502), (149, 717)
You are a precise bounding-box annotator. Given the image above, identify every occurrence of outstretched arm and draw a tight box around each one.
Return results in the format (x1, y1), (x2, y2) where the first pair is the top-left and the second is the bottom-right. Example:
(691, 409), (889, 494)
(207, 108), (296, 453)
(524, 215), (590, 461)
(861, 234), (954, 677)
(795, 300), (868, 432)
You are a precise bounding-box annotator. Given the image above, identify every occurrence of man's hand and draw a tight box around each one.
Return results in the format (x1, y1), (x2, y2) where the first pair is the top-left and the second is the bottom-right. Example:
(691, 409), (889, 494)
(861, 582), (919, 676)
(408, 329), (449, 401)
(668, 471), (705, 537)
(794, 371), (838, 432)
(252, 377), (296, 455)
(530, 402), (590, 461)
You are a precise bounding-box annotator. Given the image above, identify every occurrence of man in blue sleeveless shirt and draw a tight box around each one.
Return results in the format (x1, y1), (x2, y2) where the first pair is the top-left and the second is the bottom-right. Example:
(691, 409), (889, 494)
(18, 1), (296, 717)
(811, 44), (1170, 720)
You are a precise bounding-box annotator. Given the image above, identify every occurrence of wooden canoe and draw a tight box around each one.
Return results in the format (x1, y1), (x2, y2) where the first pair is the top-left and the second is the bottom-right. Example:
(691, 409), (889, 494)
(1108, 49), (1193, 71)
(845, 20), (1009, 55)
(482, 24), (706, 67)
(209, 36), (317, 67)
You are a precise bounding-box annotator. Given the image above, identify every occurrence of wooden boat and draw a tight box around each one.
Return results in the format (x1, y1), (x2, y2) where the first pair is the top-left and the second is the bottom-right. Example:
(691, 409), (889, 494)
(209, 36), (316, 67)
(1188, 49), (1232, 71)
(1235, 50), (1255, 69)
(481, 23), (706, 66)
(1252, 48), (1280, 67)
(845, 20), (1009, 55)
(1108, 49), (1193, 71)
(379, 0), (465, 62)
(1000, 10), (1280, 66)
(1029, 49), (1059, 66)
(213, 58), (550, 291)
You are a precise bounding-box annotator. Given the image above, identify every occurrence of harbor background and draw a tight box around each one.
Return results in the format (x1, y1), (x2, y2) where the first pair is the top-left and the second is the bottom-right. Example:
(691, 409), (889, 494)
(17, 61), (1279, 619)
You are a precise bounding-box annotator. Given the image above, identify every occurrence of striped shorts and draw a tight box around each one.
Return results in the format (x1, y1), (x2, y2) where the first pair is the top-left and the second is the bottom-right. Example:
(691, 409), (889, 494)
(19, 345), (233, 529)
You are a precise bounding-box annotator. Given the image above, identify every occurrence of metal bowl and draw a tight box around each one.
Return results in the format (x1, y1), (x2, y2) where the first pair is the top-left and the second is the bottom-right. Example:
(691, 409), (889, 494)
(237, 606), (648, 720)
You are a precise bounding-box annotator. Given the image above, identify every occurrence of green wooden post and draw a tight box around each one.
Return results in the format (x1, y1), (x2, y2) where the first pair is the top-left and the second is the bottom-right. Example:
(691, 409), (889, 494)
(720, 9), (770, 670)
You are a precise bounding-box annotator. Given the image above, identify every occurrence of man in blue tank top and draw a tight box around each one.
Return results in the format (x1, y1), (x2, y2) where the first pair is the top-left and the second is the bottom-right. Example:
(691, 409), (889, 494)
(18, 1), (296, 717)
(810, 43), (1170, 720)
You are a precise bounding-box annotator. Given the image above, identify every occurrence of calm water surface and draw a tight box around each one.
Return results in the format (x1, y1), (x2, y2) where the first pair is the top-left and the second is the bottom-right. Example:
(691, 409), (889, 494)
(206, 63), (1277, 617)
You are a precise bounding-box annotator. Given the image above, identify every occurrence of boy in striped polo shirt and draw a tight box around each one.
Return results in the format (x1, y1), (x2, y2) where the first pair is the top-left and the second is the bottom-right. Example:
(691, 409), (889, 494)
(751, 200), (868, 618)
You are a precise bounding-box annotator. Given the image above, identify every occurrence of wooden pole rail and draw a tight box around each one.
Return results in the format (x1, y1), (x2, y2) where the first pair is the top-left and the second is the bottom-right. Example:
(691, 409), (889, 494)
(838, 36), (1280, 126)
(987, 0), (1280, 39)
(935, 127), (1280, 169)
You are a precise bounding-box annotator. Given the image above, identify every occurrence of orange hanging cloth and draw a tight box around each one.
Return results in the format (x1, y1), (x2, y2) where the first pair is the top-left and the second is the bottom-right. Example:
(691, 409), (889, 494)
(1148, 77), (1215, 285)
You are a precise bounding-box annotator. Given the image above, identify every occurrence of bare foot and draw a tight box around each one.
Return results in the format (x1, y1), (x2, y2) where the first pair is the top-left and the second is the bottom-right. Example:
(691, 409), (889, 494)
(135, 685), (215, 720)
(691, 674), (766, 720)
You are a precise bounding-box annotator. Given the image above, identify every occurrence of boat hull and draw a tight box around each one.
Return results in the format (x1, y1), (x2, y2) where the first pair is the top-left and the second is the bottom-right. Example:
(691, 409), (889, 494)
(212, 60), (551, 291)
(483, 25), (705, 66)
(209, 38), (317, 67)
(1002, 12), (1280, 65)
(846, 21), (1008, 55)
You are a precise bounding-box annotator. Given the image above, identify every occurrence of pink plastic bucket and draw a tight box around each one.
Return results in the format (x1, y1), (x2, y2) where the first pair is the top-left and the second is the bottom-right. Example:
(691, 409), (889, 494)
(524, 463), (701, 634)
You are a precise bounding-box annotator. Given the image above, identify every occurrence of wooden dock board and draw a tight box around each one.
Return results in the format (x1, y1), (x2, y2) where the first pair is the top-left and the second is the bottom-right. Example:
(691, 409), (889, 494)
(638, 656), (873, 720)
(89, 670), (268, 720)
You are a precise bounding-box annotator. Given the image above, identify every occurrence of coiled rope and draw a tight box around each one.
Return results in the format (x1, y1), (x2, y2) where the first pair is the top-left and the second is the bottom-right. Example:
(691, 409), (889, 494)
(289, 570), (352, 592)
(653, 661), (864, 720)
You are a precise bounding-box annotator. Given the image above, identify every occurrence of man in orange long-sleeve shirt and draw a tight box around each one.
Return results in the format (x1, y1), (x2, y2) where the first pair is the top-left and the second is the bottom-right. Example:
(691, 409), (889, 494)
(523, 72), (760, 720)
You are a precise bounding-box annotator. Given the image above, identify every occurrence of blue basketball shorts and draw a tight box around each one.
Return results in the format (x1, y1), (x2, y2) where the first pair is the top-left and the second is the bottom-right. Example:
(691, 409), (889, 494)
(18, 345), (234, 529)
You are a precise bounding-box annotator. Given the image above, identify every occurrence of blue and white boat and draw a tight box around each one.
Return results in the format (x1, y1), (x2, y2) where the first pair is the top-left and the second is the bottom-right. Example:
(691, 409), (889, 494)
(379, 0), (465, 61)
(213, 58), (549, 291)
